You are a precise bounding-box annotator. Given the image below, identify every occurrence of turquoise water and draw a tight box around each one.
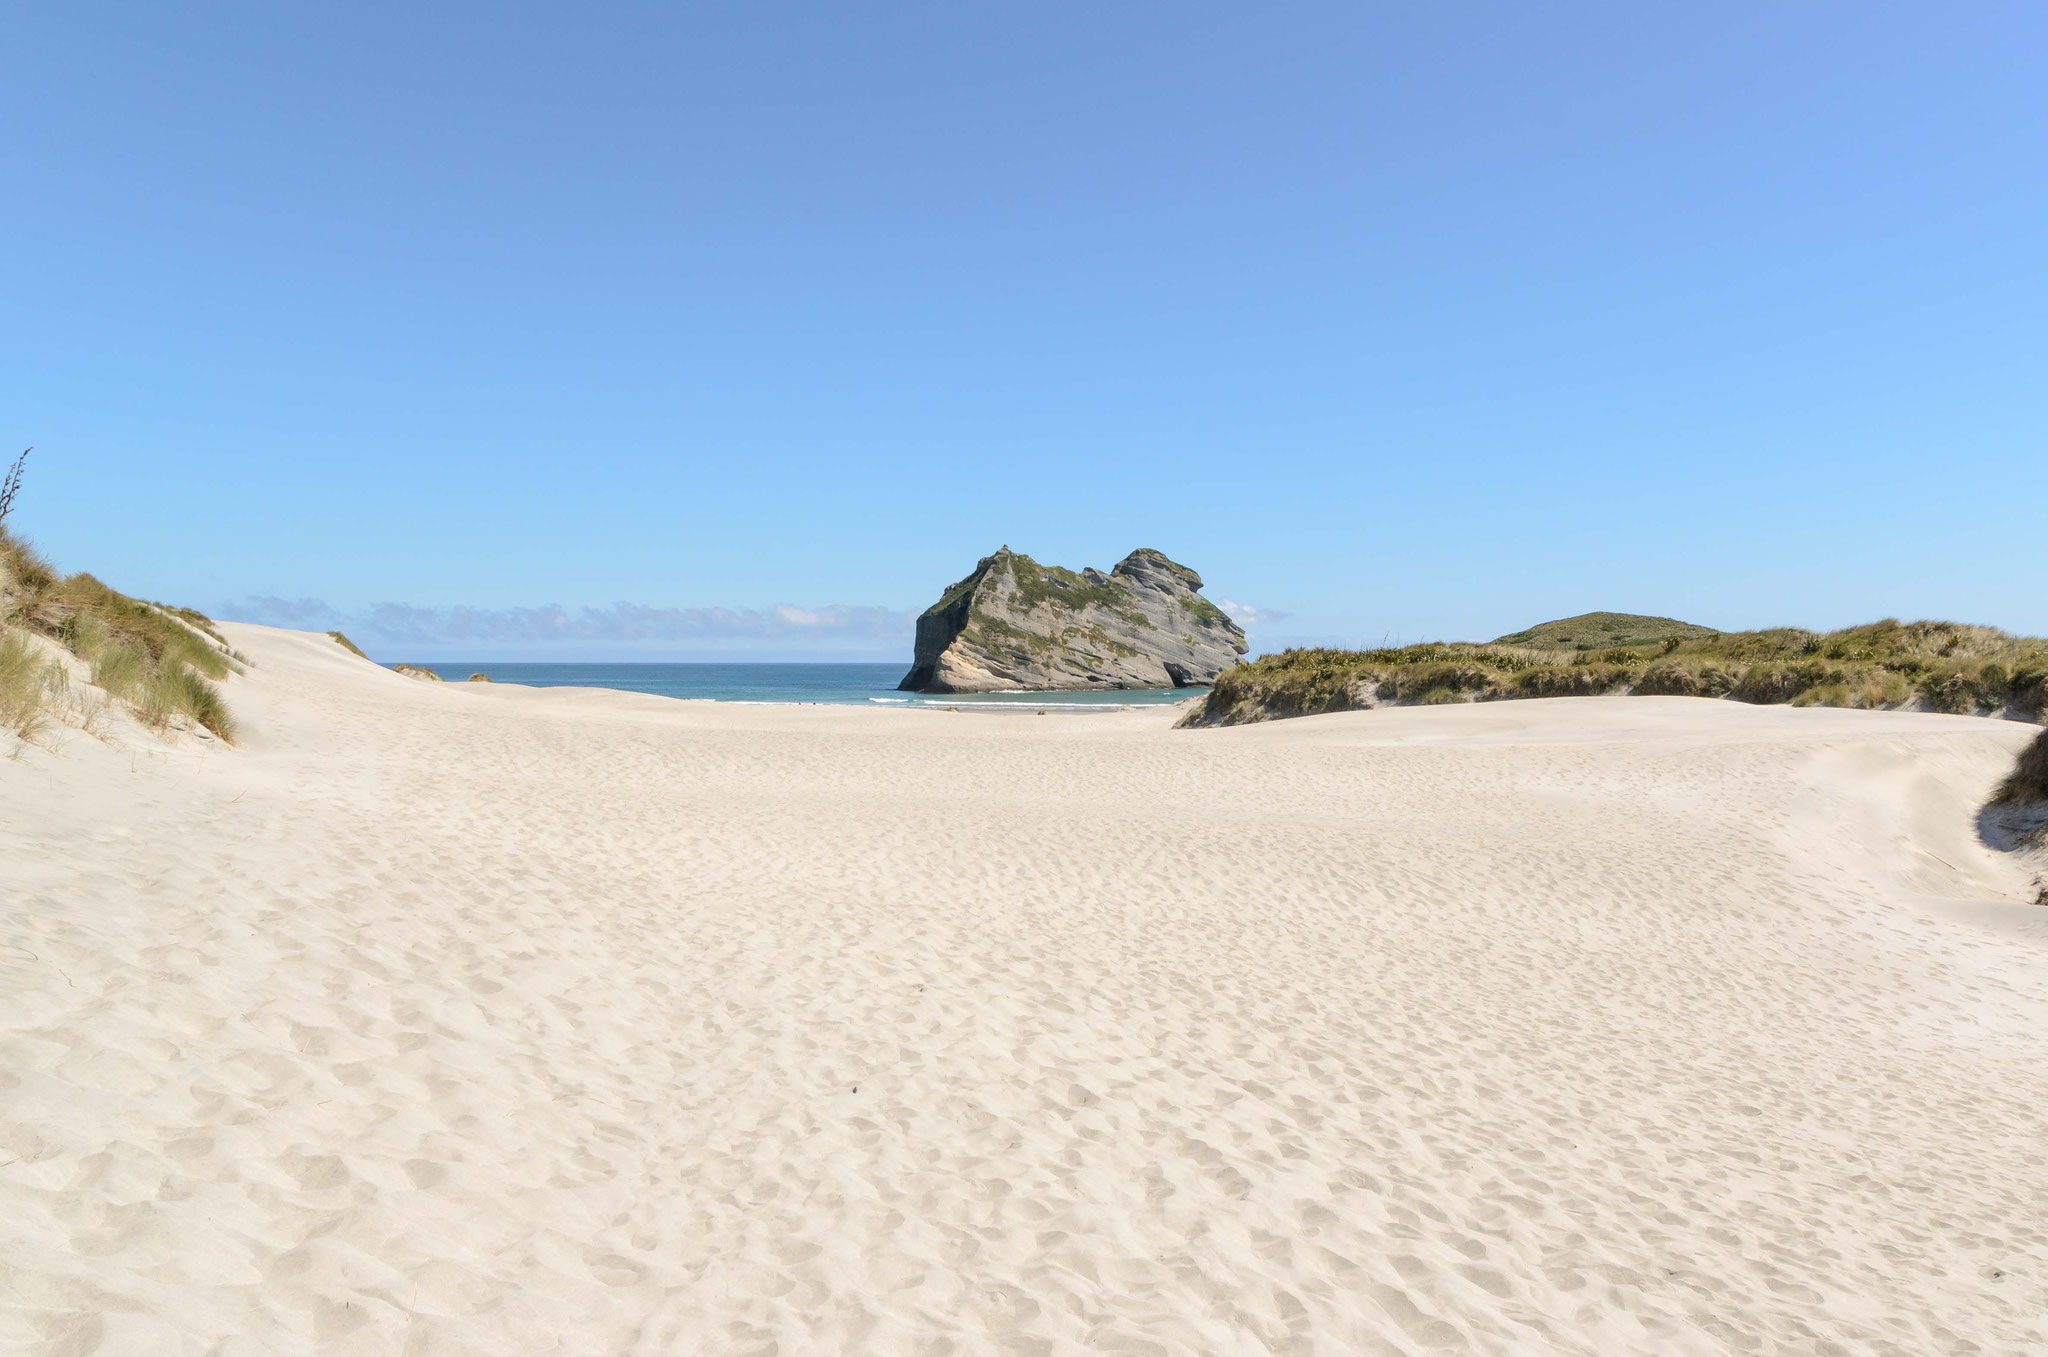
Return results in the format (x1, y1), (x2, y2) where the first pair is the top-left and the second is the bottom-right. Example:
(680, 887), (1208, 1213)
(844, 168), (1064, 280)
(401, 662), (1206, 710)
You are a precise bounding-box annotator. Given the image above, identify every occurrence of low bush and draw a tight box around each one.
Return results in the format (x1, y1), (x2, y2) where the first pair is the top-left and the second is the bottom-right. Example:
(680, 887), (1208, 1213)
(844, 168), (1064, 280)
(1512, 664), (1632, 698)
(1633, 659), (1743, 698)
(1184, 617), (2048, 728)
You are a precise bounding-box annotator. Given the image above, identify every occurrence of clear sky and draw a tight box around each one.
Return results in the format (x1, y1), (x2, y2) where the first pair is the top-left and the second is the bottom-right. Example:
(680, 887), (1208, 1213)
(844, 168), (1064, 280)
(5, 3), (2043, 660)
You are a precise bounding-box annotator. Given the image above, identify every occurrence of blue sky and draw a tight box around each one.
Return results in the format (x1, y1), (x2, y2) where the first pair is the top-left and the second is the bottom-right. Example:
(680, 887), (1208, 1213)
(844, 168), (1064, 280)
(4, 3), (2042, 660)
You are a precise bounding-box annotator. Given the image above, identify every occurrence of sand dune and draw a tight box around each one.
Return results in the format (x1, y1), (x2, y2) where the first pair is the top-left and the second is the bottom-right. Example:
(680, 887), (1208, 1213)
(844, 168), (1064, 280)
(3, 623), (2045, 1355)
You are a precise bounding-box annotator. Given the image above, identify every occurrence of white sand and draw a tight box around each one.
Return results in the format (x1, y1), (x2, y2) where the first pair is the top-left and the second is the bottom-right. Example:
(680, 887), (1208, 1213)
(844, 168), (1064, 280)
(4, 623), (2046, 1356)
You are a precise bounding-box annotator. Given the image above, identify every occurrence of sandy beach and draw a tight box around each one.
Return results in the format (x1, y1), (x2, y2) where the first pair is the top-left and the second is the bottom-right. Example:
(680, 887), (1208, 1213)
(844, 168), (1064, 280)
(4, 621), (2045, 1355)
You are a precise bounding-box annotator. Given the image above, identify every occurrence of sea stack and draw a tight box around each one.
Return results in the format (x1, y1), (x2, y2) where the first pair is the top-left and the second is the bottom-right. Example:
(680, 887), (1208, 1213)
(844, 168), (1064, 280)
(898, 547), (1248, 693)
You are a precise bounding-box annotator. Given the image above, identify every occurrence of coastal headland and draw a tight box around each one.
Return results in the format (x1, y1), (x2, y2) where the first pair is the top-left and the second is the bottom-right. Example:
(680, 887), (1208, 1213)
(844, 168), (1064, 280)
(898, 546), (1247, 693)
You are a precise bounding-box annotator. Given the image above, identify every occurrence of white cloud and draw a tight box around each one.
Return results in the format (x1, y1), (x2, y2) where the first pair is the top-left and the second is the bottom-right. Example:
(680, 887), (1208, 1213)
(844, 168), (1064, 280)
(215, 597), (916, 650)
(1219, 599), (1292, 626)
(226, 595), (349, 629)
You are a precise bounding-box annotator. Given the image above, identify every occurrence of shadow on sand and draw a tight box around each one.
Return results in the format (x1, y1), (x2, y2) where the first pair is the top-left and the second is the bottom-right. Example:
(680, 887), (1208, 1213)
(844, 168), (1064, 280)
(1976, 800), (2048, 905)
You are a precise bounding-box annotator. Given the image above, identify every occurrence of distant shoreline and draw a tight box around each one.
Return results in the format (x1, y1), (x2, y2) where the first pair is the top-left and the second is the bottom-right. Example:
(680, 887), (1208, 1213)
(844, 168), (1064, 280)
(388, 658), (1207, 710)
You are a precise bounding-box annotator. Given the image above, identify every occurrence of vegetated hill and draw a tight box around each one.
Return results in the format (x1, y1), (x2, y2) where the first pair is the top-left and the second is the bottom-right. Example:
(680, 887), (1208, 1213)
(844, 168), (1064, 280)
(1182, 618), (2048, 728)
(1494, 611), (1718, 649)
(1, 522), (242, 746)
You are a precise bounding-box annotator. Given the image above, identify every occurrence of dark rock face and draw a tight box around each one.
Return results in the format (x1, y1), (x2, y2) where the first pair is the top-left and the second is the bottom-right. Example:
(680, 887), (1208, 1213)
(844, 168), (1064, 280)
(898, 547), (1247, 693)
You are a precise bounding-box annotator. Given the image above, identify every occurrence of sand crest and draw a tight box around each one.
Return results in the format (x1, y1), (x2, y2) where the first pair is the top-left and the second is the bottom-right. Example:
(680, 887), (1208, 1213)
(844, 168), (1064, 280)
(3, 623), (2044, 1354)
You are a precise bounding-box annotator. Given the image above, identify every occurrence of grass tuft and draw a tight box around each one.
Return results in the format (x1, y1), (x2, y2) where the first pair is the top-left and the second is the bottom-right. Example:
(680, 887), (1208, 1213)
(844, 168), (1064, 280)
(145, 666), (237, 742)
(328, 630), (371, 660)
(88, 636), (149, 702)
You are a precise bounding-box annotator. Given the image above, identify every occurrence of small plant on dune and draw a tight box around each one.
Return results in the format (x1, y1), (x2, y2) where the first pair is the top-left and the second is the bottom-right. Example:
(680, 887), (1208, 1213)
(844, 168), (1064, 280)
(0, 448), (27, 529)
(328, 630), (371, 660)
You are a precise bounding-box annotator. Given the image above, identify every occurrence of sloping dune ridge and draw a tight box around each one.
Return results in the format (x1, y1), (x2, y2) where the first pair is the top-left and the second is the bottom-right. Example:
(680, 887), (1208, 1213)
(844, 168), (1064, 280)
(4, 623), (2046, 1355)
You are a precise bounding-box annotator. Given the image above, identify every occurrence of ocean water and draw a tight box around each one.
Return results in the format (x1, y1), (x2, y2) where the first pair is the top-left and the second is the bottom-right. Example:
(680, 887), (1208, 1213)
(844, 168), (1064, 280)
(401, 662), (1206, 710)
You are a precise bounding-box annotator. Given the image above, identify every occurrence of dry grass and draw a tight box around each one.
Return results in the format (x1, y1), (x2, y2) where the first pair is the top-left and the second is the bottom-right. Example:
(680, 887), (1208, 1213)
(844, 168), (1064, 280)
(1, 523), (242, 744)
(329, 630), (371, 661)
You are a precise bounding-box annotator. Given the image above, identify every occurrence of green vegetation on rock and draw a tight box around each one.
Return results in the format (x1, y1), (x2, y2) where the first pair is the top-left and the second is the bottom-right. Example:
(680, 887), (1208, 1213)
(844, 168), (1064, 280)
(1185, 617), (2048, 727)
(900, 546), (1247, 692)
(1005, 554), (1146, 625)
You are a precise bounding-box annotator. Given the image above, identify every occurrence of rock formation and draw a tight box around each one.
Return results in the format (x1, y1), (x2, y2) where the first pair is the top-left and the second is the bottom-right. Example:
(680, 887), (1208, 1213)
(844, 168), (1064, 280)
(898, 547), (1247, 693)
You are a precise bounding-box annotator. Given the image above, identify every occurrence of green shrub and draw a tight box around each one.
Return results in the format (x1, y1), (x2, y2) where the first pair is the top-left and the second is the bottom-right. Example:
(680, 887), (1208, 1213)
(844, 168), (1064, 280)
(1994, 729), (2048, 805)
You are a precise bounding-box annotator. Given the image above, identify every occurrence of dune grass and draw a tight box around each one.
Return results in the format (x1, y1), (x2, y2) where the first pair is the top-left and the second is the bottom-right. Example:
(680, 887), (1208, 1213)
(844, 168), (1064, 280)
(0, 629), (47, 742)
(1187, 618), (2048, 727)
(328, 630), (371, 660)
(1, 524), (240, 743)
